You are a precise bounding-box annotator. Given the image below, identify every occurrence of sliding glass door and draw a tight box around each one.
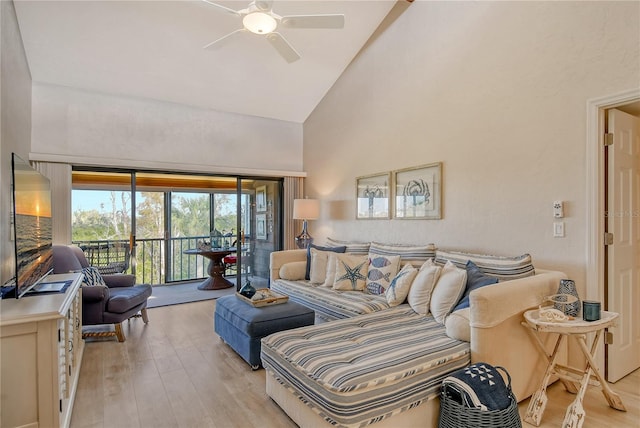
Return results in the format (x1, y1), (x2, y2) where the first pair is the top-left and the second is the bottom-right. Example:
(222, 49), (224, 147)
(71, 169), (282, 289)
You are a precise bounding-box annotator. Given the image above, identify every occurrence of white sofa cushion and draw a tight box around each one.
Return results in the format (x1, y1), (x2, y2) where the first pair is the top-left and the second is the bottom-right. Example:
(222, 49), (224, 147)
(322, 253), (339, 287)
(430, 261), (467, 324)
(306, 243), (346, 280)
(309, 248), (336, 284)
(407, 260), (441, 315)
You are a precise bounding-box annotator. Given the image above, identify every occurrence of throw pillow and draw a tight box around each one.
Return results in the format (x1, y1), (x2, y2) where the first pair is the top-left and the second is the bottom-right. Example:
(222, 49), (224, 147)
(445, 308), (471, 342)
(366, 254), (400, 294)
(325, 238), (371, 255)
(453, 260), (499, 312)
(305, 244), (346, 280)
(407, 259), (442, 315)
(81, 266), (106, 287)
(309, 248), (331, 284)
(279, 261), (307, 281)
(369, 242), (437, 267)
(430, 260), (467, 324)
(322, 253), (339, 287)
(332, 254), (368, 291)
(386, 263), (418, 306)
(434, 249), (534, 280)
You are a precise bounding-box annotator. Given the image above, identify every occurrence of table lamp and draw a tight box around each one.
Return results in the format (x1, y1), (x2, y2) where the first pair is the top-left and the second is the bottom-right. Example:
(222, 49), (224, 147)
(293, 199), (319, 249)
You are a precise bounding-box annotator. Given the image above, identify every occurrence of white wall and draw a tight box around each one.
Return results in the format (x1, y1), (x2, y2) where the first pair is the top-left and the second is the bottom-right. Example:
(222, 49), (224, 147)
(303, 1), (640, 291)
(31, 83), (304, 175)
(0, 0), (32, 285)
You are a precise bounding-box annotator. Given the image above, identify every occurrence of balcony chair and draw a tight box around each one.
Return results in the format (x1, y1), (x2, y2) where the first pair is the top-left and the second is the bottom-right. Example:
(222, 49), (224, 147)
(80, 241), (131, 275)
(223, 254), (237, 276)
(52, 245), (152, 342)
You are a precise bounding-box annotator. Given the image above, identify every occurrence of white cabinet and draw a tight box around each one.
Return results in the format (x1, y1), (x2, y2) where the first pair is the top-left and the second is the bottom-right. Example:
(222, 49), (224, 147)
(1, 273), (84, 428)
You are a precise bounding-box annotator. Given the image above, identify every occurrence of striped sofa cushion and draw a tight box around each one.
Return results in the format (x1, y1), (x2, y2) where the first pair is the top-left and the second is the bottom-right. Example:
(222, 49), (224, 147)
(271, 279), (390, 322)
(435, 249), (535, 280)
(369, 242), (436, 267)
(261, 306), (470, 427)
(326, 238), (371, 255)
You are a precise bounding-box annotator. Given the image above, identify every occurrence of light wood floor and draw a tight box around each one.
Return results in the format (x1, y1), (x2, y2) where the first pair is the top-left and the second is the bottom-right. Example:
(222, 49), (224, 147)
(70, 300), (640, 428)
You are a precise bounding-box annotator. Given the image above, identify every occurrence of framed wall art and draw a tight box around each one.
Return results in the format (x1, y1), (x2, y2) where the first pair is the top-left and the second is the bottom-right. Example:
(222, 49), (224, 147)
(356, 172), (391, 219)
(256, 213), (267, 240)
(256, 185), (267, 212)
(393, 162), (442, 219)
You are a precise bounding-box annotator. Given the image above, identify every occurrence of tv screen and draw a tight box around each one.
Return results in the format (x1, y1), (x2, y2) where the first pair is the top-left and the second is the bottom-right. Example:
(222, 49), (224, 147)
(11, 153), (54, 298)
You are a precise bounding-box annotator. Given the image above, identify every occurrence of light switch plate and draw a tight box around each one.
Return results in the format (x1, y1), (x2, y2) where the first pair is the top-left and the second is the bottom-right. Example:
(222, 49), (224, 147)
(553, 222), (565, 237)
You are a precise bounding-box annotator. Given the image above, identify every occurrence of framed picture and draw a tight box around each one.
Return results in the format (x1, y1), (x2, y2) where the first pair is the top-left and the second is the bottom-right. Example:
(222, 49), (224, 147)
(256, 185), (267, 212)
(393, 162), (442, 219)
(356, 172), (391, 219)
(256, 213), (267, 240)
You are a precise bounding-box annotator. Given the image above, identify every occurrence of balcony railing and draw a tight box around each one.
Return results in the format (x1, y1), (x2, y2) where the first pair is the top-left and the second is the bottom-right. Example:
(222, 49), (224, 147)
(72, 235), (249, 285)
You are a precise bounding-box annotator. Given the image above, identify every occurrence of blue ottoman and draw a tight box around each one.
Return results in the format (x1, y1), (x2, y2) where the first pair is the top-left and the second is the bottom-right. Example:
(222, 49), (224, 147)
(214, 295), (314, 369)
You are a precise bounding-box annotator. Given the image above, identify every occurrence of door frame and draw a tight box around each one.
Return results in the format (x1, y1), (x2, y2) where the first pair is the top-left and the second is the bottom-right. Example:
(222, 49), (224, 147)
(585, 88), (640, 370)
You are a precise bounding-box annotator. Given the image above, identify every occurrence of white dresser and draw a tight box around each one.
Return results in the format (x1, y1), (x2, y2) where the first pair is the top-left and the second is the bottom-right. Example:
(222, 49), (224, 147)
(1, 273), (84, 428)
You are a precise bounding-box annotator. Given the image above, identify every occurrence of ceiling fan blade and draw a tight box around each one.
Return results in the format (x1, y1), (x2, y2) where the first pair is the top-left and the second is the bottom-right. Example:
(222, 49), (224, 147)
(266, 32), (300, 63)
(203, 29), (246, 49)
(280, 14), (345, 29)
(201, 0), (241, 16)
(254, 0), (273, 12)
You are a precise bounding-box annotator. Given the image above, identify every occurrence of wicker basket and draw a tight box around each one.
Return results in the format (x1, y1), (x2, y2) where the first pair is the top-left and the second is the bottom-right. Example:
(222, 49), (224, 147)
(438, 366), (522, 428)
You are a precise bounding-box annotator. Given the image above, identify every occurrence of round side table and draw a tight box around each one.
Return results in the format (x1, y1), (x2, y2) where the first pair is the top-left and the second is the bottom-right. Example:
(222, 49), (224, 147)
(521, 309), (626, 428)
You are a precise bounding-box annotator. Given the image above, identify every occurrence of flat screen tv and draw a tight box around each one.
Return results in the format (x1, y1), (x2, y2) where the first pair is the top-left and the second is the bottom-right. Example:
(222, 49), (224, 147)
(11, 153), (54, 298)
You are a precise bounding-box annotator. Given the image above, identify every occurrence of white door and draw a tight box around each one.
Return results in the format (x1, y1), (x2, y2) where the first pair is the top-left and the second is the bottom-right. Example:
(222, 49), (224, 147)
(606, 108), (640, 382)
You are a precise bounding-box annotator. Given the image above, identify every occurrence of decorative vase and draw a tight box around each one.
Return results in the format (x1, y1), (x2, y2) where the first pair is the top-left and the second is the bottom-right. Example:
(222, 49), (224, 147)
(239, 281), (256, 299)
(554, 279), (581, 317)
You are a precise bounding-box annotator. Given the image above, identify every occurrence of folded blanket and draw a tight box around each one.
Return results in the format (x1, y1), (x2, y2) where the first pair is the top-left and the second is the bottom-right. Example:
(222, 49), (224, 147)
(442, 363), (513, 411)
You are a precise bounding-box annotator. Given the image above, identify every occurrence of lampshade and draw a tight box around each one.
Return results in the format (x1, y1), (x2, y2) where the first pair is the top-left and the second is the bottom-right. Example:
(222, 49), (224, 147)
(243, 12), (277, 34)
(293, 199), (320, 220)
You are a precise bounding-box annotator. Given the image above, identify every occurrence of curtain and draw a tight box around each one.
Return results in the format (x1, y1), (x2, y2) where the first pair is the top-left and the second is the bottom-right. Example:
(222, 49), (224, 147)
(32, 161), (72, 244)
(283, 176), (304, 250)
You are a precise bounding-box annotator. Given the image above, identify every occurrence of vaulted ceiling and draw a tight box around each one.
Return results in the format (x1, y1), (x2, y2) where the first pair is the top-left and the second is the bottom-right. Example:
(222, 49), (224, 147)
(14, 0), (399, 123)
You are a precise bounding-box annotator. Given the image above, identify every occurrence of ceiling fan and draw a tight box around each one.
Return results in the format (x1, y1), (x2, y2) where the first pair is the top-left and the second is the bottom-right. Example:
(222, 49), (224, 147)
(202, 0), (345, 63)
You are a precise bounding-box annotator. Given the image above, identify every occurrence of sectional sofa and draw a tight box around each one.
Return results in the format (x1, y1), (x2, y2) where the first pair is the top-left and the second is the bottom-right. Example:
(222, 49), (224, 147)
(262, 240), (565, 427)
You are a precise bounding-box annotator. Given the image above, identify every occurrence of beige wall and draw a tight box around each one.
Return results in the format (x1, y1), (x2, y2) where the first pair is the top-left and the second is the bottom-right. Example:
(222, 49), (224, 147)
(30, 83), (304, 175)
(303, 1), (640, 291)
(0, 0), (32, 285)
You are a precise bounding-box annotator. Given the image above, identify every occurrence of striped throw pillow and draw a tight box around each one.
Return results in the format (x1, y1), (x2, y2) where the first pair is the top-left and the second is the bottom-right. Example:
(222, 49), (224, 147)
(369, 242), (437, 267)
(81, 266), (107, 287)
(435, 249), (535, 281)
(326, 238), (371, 255)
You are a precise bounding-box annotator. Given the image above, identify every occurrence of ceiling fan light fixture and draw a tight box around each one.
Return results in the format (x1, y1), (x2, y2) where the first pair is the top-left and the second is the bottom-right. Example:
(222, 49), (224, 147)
(243, 12), (277, 34)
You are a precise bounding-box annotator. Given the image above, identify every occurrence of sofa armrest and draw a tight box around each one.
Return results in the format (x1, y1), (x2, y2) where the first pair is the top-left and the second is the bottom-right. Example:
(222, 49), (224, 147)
(469, 269), (566, 402)
(470, 269), (565, 329)
(270, 249), (307, 282)
(102, 274), (136, 288)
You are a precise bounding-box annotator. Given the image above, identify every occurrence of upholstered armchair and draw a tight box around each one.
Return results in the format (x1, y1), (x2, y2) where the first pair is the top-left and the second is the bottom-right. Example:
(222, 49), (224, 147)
(52, 245), (152, 342)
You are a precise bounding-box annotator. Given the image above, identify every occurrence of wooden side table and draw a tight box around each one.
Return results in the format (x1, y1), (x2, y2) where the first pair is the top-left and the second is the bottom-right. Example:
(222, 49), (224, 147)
(184, 248), (235, 290)
(521, 309), (626, 427)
